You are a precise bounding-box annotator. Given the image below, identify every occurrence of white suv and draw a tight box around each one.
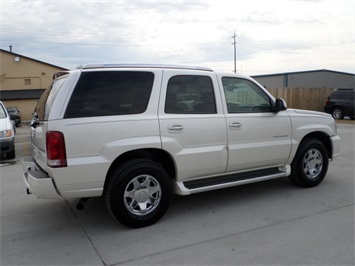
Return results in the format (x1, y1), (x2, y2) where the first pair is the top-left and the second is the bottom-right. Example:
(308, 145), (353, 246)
(23, 64), (341, 228)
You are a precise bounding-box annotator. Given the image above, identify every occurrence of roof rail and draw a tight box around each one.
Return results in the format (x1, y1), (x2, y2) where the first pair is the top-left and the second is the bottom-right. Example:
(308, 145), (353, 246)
(82, 63), (213, 72)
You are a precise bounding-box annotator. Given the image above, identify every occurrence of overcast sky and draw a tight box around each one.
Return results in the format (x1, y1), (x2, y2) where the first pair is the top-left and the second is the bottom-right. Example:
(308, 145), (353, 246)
(1, 0), (354, 75)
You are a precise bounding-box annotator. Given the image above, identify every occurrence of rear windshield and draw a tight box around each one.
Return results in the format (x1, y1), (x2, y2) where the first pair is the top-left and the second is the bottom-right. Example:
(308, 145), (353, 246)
(64, 71), (154, 118)
(36, 75), (69, 120)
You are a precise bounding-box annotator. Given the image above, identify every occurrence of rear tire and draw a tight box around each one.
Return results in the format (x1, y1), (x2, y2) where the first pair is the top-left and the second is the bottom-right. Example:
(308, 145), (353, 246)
(332, 107), (344, 119)
(104, 159), (172, 228)
(289, 139), (328, 188)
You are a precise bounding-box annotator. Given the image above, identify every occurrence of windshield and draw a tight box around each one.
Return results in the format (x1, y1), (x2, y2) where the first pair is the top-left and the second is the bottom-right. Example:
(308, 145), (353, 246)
(0, 104), (7, 119)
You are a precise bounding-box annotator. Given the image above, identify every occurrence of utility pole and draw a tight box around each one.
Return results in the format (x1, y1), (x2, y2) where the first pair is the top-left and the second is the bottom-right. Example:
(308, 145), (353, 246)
(231, 32), (237, 73)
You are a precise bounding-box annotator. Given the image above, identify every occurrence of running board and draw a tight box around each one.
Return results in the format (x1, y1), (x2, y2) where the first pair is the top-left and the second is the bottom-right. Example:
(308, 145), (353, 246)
(175, 167), (288, 195)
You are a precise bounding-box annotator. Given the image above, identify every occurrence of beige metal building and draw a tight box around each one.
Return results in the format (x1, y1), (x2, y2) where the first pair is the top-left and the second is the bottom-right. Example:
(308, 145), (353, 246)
(252, 69), (355, 89)
(0, 48), (67, 121)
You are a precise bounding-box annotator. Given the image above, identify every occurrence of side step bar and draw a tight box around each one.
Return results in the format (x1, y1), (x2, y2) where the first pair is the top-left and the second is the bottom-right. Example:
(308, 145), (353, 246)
(175, 167), (288, 195)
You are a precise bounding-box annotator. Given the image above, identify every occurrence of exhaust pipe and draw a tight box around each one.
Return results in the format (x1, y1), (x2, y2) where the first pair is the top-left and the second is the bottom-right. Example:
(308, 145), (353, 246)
(76, 198), (89, 210)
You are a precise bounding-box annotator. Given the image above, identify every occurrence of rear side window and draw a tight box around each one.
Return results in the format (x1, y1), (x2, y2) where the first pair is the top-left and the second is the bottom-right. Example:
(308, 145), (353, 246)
(165, 75), (216, 114)
(64, 71), (154, 118)
(331, 91), (349, 100)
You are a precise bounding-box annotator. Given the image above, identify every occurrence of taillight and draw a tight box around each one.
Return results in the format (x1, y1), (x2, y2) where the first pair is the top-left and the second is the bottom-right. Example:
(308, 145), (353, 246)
(325, 98), (330, 105)
(46, 131), (67, 168)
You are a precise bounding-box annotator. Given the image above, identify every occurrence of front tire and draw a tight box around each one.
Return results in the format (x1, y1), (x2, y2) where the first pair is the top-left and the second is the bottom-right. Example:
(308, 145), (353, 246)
(289, 139), (329, 188)
(104, 159), (172, 228)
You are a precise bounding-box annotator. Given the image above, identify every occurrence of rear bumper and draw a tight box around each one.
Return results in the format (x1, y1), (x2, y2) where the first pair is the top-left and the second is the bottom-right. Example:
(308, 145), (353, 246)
(22, 156), (62, 199)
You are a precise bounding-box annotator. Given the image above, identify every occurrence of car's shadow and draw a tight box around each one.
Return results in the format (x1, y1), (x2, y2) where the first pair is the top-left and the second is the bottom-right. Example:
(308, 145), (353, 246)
(68, 177), (296, 230)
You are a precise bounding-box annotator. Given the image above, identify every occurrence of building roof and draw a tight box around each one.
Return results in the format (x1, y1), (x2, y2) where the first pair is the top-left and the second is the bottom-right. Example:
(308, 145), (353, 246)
(252, 69), (355, 78)
(0, 48), (68, 71)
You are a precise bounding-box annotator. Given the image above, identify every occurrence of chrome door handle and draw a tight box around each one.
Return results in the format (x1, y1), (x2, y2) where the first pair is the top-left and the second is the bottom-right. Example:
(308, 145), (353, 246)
(229, 122), (241, 129)
(168, 124), (184, 133)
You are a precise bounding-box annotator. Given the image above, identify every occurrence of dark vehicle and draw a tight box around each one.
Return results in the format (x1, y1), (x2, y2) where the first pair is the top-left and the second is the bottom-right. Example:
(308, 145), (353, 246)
(6, 106), (21, 126)
(324, 88), (355, 120)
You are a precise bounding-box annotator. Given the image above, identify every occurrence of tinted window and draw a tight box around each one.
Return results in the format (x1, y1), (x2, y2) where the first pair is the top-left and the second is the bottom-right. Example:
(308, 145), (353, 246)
(222, 77), (271, 113)
(165, 75), (216, 114)
(331, 91), (349, 100)
(64, 71), (154, 118)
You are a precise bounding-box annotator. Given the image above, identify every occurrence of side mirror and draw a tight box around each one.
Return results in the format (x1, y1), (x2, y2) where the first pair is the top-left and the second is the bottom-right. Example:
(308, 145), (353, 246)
(273, 98), (287, 112)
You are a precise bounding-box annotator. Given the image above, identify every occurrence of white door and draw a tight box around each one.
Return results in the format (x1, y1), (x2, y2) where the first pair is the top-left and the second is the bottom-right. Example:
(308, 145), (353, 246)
(158, 70), (228, 182)
(221, 76), (292, 172)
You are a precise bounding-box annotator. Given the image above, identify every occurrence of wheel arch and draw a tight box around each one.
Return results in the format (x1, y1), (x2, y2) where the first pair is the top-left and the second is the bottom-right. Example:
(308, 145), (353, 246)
(299, 131), (332, 160)
(331, 105), (343, 111)
(104, 148), (176, 190)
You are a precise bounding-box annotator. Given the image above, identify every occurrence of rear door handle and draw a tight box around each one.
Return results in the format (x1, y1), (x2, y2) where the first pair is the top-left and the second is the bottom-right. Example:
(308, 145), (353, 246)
(229, 122), (241, 129)
(168, 124), (184, 133)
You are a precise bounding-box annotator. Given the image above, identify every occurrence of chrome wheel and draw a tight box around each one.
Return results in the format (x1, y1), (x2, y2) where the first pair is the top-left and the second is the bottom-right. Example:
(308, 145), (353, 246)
(124, 174), (161, 216)
(302, 148), (323, 179)
(289, 139), (328, 188)
(332, 108), (343, 119)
